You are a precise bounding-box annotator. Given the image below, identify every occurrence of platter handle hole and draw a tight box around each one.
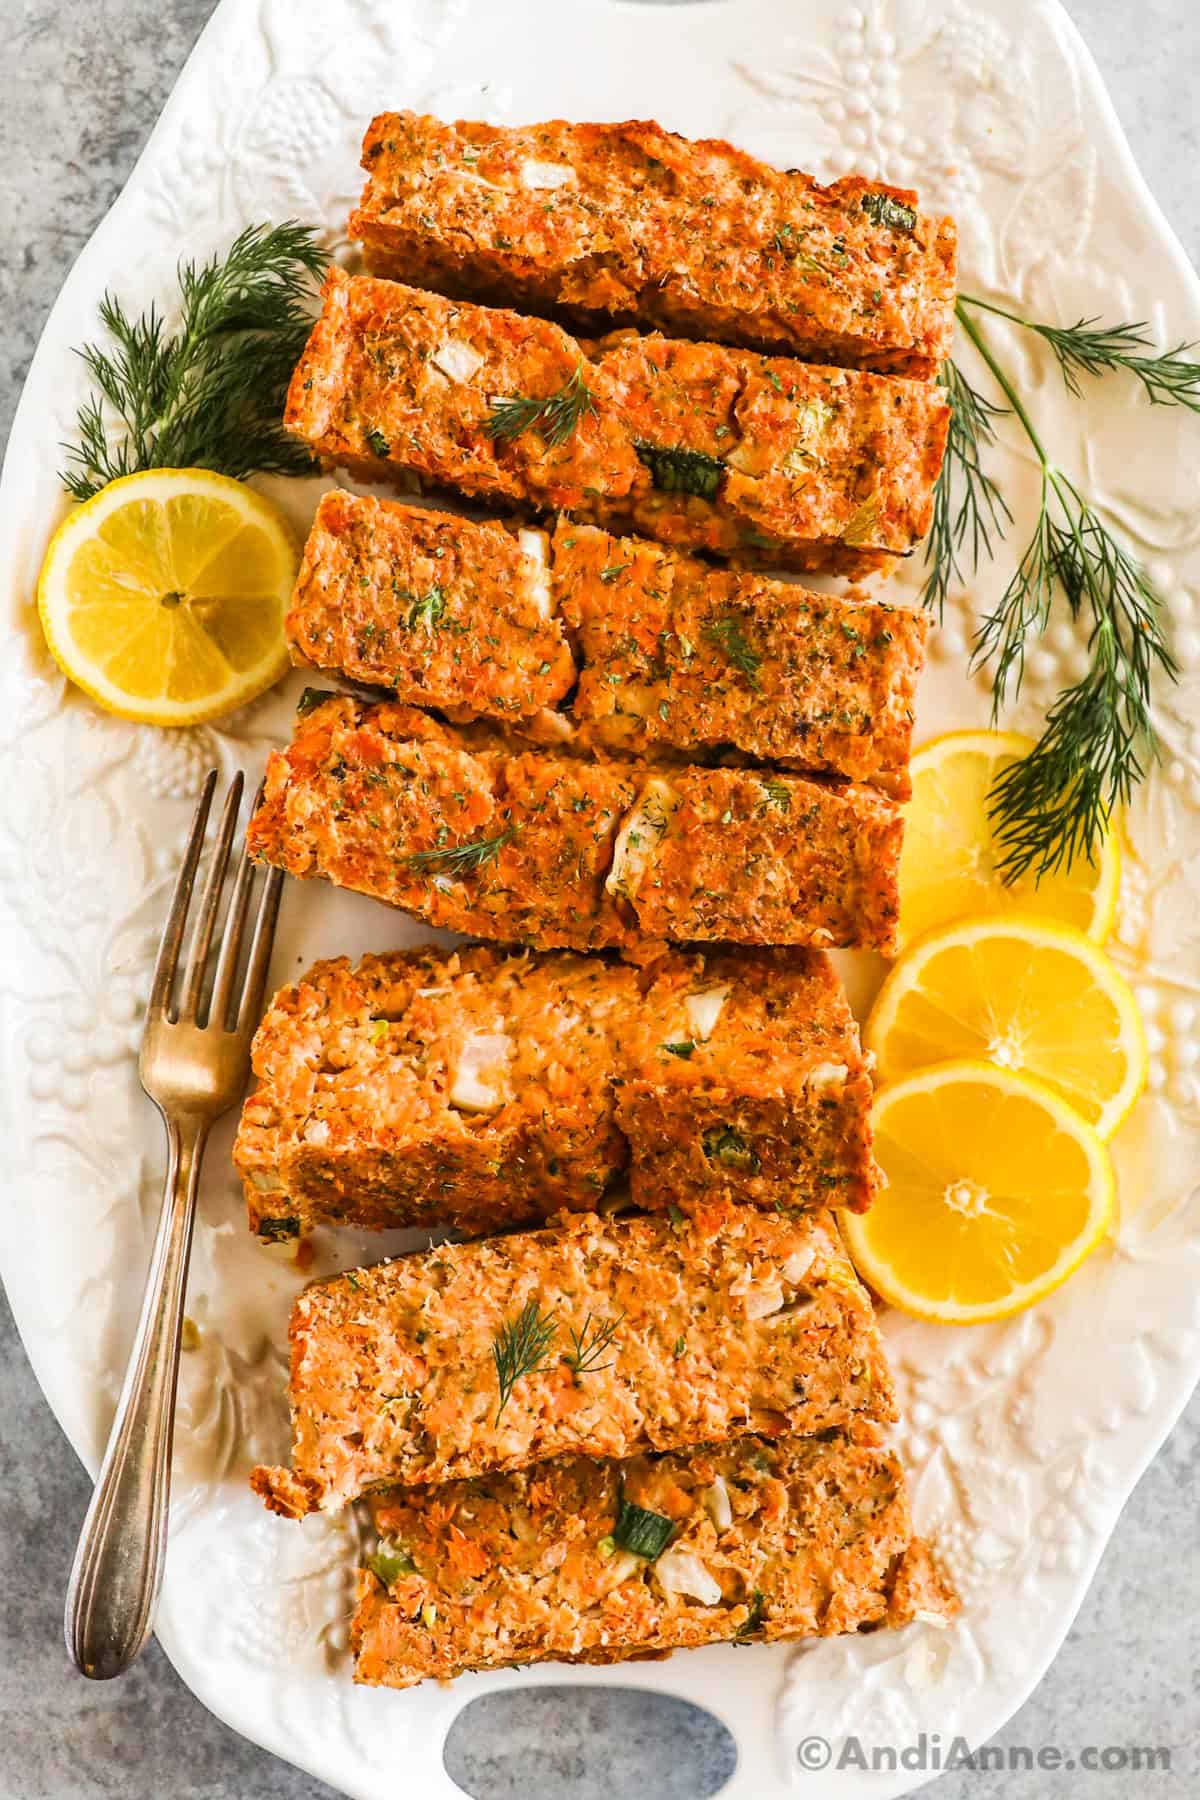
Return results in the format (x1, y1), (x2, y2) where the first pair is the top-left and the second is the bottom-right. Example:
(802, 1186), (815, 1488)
(444, 1686), (737, 1799)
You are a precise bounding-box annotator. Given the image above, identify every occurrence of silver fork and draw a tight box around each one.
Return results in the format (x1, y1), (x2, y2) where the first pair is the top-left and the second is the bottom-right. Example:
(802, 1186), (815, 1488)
(64, 770), (283, 1681)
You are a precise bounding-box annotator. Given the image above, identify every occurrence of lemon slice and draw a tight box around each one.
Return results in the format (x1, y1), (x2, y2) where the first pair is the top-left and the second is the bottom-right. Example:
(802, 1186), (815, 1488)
(842, 1061), (1114, 1324)
(866, 915), (1146, 1140)
(898, 730), (1120, 948)
(37, 468), (298, 726)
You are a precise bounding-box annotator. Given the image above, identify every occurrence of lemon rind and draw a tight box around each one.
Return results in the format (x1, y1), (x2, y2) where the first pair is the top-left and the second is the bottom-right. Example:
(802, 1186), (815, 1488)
(36, 468), (298, 729)
(865, 913), (1147, 1140)
(901, 730), (1121, 949)
(841, 1058), (1116, 1326)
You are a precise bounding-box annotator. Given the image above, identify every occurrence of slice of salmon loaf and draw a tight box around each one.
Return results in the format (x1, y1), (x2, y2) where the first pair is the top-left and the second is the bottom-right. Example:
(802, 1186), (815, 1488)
(234, 942), (877, 1238)
(250, 1207), (895, 1518)
(352, 1432), (959, 1689)
(235, 943), (639, 1237)
(285, 491), (575, 726)
(621, 945), (877, 1219)
(351, 112), (957, 378)
(285, 269), (949, 575)
(285, 495), (928, 797)
(246, 691), (904, 953)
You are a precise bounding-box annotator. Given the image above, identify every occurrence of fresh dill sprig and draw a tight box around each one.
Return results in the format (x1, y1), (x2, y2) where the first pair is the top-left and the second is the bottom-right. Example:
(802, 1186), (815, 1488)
(485, 361), (596, 447)
(704, 616), (762, 689)
(60, 222), (328, 500)
(563, 1311), (624, 1381)
(956, 303), (1177, 881)
(405, 828), (517, 875)
(492, 1297), (558, 1421)
(919, 357), (1012, 615)
(401, 584), (447, 631)
(980, 473), (1176, 878)
(958, 295), (1200, 410)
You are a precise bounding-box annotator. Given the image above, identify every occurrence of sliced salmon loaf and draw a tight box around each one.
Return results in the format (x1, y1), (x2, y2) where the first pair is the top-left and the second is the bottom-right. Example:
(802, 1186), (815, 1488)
(235, 945), (637, 1237)
(286, 495), (928, 795)
(247, 692), (638, 953)
(286, 491), (573, 724)
(351, 113), (957, 378)
(619, 946), (876, 1218)
(234, 943), (876, 1238)
(555, 521), (927, 797)
(594, 330), (946, 575)
(609, 764), (902, 951)
(250, 1208), (896, 1517)
(352, 1432), (958, 1689)
(284, 268), (643, 514)
(284, 269), (949, 574)
(246, 692), (904, 953)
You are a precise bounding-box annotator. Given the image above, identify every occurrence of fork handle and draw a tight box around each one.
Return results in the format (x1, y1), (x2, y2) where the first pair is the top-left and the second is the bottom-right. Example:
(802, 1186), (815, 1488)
(65, 1113), (208, 1679)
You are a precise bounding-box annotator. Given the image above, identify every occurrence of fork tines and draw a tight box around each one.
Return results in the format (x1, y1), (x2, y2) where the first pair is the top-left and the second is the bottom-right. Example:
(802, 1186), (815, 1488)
(147, 770), (282, 1036)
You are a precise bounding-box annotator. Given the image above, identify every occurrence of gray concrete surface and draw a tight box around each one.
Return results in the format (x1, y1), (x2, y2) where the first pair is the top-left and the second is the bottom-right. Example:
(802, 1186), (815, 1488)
(1, 2), (1197, 1796)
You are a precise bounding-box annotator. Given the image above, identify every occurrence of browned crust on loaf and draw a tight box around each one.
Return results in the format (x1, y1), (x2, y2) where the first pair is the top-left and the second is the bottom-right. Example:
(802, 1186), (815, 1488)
(284, 269), (949, 575)
(233, 942), (877, 1236)
(249, 1208), (896, 1513)
(245, 692), (904, 954)
(350, 1432), (958, 1688)
(350, 113), (957, 378)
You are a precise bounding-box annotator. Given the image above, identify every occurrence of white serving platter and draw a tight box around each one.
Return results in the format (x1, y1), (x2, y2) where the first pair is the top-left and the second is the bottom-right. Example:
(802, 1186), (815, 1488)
(2, 1), (1199, 1796)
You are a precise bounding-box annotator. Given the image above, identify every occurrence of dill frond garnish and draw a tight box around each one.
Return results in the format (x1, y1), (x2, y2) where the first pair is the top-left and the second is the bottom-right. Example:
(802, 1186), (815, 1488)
(492, 1297), (558, 1421)
(958, 295), (1200, 410)
(405, 828), (516, 876)
(401, 584), (447, 631)
(919, 359), (1011, 616)
(735, 1589), (766, 1639)
(485, 361), (596, 447)
(563, 1311), (624, 1381)
(861, 192), (917, 234)
(979, 474), (1176, 880)
(949, 300), (1179, 882)
(296, 686), (335, 717)
(60, 222), (328, 500)
(703, 616), (762, 689)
